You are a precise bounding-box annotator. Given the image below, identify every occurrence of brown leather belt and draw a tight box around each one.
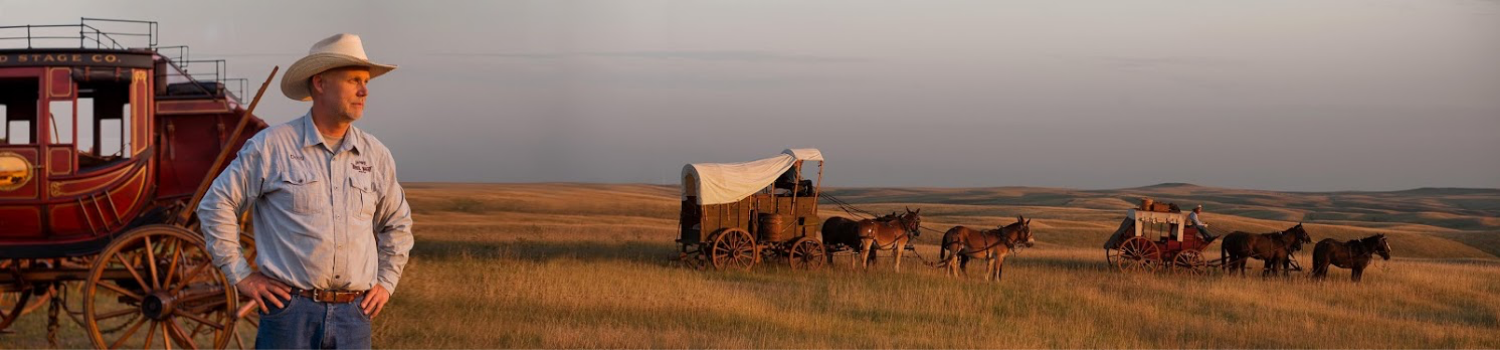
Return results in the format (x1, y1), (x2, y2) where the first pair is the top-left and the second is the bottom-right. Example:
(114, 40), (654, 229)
(293, 289), (365, 304)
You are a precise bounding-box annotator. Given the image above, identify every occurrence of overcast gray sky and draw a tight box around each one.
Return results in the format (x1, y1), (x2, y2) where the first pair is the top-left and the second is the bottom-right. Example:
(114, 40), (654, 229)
(5, 0), (1498, 191)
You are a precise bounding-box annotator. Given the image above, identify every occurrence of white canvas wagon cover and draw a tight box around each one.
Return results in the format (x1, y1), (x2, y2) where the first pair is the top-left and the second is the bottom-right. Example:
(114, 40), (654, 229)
(681, 148), (823, 205)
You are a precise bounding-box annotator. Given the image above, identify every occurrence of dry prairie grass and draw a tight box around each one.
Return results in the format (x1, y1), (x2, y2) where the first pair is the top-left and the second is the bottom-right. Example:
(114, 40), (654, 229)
(3, 182), (1497, 348)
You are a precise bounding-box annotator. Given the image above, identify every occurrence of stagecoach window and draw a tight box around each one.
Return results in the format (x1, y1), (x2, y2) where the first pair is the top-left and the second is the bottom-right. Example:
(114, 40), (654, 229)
(98, 103), (130, 158)
(0, 78), (40, 145)
(0, 105), (7, 144)
(75, 82), (132, 169)
(3, 119), (26, 144)
(49, 100), (75, 144)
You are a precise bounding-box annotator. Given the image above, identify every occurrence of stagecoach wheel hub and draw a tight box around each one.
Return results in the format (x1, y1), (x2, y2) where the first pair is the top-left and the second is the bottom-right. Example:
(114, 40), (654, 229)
(140, 291), (177, 320)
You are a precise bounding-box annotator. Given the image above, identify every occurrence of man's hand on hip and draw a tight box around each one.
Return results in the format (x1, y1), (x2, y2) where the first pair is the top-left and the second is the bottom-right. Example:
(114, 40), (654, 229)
(236, 272), (291, 313)
(361, 285), (390, 320)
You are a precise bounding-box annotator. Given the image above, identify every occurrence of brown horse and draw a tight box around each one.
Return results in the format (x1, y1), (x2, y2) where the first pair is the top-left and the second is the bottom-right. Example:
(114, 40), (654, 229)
(1312, 234), (1391, 282)
(853, 208), (922, 271)
(1220, 223), (1313, 277)
(821, 212), (898, 265)
(939, 216), (1034, 281)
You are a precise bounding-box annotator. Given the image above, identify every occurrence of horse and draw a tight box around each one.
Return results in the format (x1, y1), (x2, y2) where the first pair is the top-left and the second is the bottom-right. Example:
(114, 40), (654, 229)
(821, 212), (898, 265)
(852, 207), (922, 271)
(1312, 234), (1391, 282)
(939, 216), (1034, 281)
(1219, 223), (1313, 277)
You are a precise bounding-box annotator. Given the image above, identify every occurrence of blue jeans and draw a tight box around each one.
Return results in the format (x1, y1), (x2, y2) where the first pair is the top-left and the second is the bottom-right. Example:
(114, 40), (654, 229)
(1195, 225), (1214, 239)
(255, 295), (372, 349)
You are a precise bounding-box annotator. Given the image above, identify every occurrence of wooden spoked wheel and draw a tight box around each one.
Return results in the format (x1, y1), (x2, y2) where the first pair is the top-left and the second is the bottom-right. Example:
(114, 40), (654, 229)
(1171, 250), (1208, 276)
(84, 224), (237, 349)
(709, 228), (757, 270)
(1115, 236), (1160, 273)
(788, 239), (827, 271)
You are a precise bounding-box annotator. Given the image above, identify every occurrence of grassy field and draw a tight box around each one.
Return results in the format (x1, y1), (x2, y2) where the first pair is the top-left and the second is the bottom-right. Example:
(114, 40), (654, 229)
(3, 182), (1498, 348)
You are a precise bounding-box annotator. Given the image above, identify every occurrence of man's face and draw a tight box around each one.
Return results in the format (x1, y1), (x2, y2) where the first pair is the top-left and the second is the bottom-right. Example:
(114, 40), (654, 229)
(312, 67), (371, 122)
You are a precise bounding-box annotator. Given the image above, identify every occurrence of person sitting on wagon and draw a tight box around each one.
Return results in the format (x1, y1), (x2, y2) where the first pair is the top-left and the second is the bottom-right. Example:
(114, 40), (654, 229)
(773, 162), (813, 196)
(1190, 205), (1217, 242)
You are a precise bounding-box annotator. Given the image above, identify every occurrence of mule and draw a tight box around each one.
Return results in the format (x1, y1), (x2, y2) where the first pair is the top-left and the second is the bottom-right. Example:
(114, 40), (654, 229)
(853, 208), (922, 271)
(1311, 234), (1391, 282)
(1220, 223), (1313, 277)
(939, 216), (1034, 281)
(821, 212), (897, 265)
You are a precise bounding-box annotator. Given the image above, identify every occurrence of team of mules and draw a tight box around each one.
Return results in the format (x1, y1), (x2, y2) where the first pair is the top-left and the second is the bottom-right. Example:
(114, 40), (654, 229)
(823, 211), (1392, 282)
(939, 216), (1034, 281)
(1312, 234), (1392, 282)
(821, 208), (923, 271)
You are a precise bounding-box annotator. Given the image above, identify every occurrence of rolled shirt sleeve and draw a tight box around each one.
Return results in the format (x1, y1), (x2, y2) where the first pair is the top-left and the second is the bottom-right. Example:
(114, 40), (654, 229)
(197, 137), (265, 286)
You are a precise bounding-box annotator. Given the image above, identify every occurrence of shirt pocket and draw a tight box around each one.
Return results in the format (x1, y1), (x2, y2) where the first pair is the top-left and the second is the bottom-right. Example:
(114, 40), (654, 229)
(349, 173), (377, 220)
(277, 170), (323, 215)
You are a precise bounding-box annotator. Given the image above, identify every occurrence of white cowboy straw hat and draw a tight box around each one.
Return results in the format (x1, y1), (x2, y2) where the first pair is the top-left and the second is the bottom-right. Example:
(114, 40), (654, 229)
(280, 33), (397, 101)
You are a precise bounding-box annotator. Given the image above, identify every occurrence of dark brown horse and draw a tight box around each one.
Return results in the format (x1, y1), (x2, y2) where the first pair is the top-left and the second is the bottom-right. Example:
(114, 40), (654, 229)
(1312, 234), (1391, 282)
(852, 208), (922, 271)
(821, 212), (898, 264)
(1220, 223), (1313, 277)
(939, 216), (1034, 281)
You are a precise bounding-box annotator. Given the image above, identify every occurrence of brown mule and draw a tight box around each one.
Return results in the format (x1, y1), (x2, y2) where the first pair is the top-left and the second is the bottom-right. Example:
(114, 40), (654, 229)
(821, 212), (898, 265)
(1220, 223), (1313, 277)
(939, 216), (1034, 281)
(855, 208), (922, 271)
(1312, 234), (1391, 282)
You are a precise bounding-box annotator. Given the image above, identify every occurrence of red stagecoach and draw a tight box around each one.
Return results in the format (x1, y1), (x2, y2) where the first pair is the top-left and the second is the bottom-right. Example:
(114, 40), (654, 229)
(1103, 206), (1212, 275)
(1, 19), (267, 348)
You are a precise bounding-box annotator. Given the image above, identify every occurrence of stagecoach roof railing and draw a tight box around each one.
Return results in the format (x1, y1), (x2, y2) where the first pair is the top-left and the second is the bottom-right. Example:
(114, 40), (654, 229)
(0, 18), (157, 50)
(1, 18), (249, 105)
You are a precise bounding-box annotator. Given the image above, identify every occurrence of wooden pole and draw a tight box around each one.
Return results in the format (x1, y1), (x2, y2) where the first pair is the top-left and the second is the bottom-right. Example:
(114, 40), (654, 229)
(174, 66), (278, 224)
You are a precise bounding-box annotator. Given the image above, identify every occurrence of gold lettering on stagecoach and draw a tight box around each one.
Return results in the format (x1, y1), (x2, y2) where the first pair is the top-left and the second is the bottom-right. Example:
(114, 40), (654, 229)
(1, 53), (122, 64)
(0, 153), (35, 191)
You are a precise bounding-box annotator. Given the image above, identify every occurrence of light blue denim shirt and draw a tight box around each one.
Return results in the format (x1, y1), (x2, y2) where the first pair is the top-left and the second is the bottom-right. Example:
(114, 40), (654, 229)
(198, 113), (414, 294)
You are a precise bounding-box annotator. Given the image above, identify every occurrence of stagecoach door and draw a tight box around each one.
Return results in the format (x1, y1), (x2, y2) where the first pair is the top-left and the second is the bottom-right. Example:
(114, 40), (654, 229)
(0, 69), (47, 236)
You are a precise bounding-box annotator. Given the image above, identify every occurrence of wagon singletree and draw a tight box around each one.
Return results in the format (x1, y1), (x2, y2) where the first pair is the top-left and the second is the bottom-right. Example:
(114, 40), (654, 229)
(677, 149), (827, 270)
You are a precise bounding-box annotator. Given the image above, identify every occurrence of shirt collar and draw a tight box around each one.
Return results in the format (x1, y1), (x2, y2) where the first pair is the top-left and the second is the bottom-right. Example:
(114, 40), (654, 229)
(298, 111), (362, 154)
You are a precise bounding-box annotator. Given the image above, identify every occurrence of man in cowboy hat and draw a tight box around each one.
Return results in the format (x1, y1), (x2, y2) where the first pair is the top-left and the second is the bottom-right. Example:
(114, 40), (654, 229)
(198, 33), (413, 349)
(1189, 205), (1216, 242)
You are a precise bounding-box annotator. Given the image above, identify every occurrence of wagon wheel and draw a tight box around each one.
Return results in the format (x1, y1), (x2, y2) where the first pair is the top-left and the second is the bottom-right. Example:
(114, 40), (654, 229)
(788, 239), (827, 271)
(709, 228), (757, 270)
(1115, 236), (1160, 273)
(1171, 250), (1208, 276)
(84, 224), (237, 349)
